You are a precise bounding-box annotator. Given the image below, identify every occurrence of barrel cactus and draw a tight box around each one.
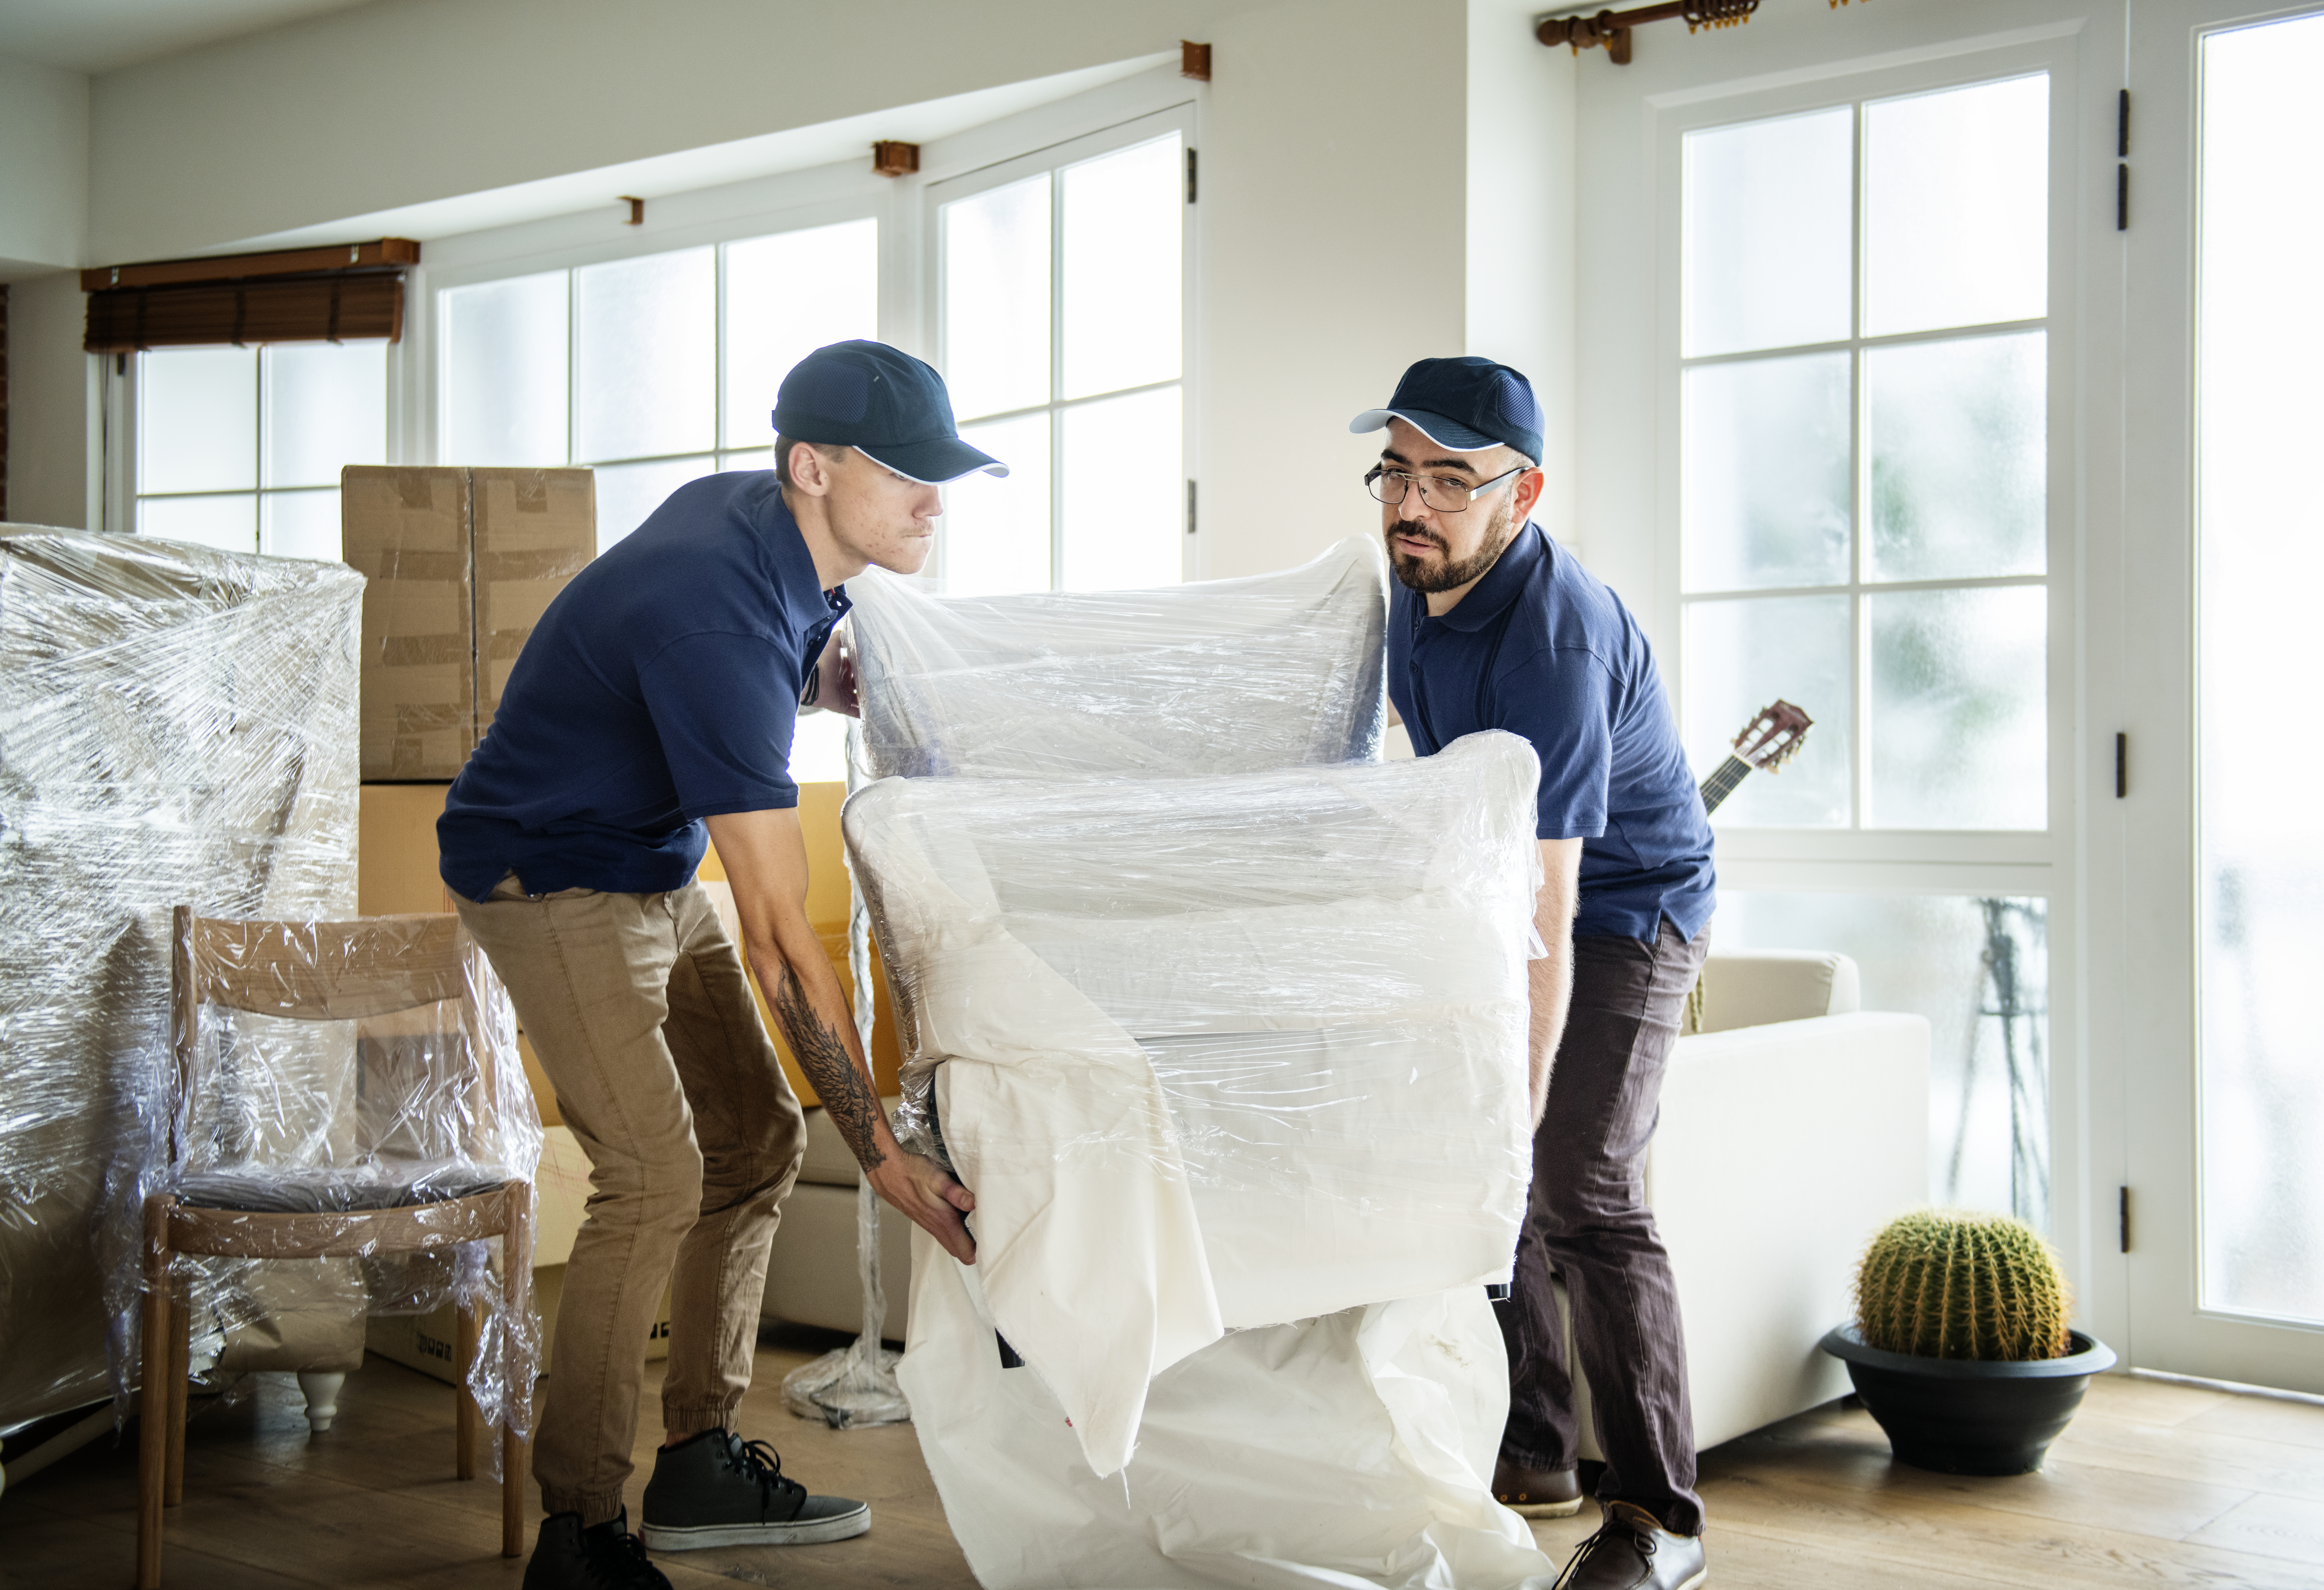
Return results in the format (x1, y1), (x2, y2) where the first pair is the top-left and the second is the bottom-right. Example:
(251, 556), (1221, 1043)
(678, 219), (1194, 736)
(1854, 1208), (2072, 1361)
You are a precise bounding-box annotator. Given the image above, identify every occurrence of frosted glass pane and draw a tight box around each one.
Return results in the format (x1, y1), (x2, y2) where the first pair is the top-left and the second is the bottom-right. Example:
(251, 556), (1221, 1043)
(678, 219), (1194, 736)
(140, 347), (256, 494)
(575, 247), (715, 462)
(943, 173), (1051, 421)
(720, 449), (770, 473)
(1683, 107), (1853, 358)
(264, 342), (386, 488)
(725, 219), (879, 449)
(140, 493), (256, 553)
(1062, 134), (1181, 399)
(1869, 333), (2045, 582)
(940, 413), (1049, 597)
(1868, 585), (2045, 829)
(1682, 595), (1850, 827)
(791, 710), (851, 784)
(1719, 891), (2049, 1225)
(2196, 12), (2324, 1326)
(261, 490), (341, 561)
(1061, 387), (1181, 592)
(441, 271), (568, 467)
(595, 456), (716, 552)
(1682, 353), (1850, 591)
(1865, 75), (2048, 337)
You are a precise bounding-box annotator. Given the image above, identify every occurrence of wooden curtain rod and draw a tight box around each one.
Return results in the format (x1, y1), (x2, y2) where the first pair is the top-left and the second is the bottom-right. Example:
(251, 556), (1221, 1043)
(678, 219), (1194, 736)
(1537, 0), (1760, 65)
(80, 239), (419, 295)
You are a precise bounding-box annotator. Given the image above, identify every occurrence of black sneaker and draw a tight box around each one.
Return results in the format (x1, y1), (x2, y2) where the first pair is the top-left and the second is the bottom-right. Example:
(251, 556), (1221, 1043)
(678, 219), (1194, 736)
(639, 1428), (871, 1550)
(523, 1508), (672, 1590)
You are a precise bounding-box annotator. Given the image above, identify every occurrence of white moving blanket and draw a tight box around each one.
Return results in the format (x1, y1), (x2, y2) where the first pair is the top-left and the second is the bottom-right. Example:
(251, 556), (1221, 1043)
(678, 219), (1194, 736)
(843, 734), (1545, 1498)
(846, 535), (1387, 780)
(902, 1240), (1557, 1590)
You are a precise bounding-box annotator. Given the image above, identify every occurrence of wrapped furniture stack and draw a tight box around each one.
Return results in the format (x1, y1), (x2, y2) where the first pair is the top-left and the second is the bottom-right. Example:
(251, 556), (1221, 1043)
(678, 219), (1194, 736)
(842, 540), (1562, 1590)
(0, 528), (536, 1452)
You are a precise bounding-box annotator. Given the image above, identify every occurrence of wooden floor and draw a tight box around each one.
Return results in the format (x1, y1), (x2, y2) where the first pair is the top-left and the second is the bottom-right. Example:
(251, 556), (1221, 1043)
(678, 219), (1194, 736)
(9, 1331), (2324, 1589)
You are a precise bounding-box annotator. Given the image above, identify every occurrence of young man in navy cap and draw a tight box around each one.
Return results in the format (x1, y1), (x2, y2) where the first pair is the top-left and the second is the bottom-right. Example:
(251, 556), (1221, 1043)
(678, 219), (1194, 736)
(1350, 358), (1716, 1590)
(440, 341), (997, 1590)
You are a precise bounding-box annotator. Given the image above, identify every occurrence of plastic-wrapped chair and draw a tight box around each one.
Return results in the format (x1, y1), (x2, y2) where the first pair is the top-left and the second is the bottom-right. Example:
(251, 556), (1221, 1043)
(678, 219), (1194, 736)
(137, 908), (535, 1588)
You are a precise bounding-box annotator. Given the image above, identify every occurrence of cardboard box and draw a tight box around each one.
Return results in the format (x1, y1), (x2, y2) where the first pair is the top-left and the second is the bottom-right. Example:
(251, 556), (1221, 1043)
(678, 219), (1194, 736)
(365, 1268), (670, 1384)
(364, 1127), (671, 1383)
(472, 468), (596, 745)
(344, 465), (595, 780)
(345, 468), (474, 781)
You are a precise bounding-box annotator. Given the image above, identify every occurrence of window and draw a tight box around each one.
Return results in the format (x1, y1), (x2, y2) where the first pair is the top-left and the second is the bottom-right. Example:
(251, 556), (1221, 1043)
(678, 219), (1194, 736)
(930, 113), (1190, 597)
(438, 217), (879, 549)
(1678, 75), (2051, 832)
(133, 342), (387, 560)
(2194, 11), (2324, 1326)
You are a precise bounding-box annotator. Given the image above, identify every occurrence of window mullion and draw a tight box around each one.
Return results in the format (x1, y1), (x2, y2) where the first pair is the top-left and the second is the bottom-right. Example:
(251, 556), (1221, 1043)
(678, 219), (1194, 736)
(1050, 166), (1067, 591)
(1850, 98), (1870, 835)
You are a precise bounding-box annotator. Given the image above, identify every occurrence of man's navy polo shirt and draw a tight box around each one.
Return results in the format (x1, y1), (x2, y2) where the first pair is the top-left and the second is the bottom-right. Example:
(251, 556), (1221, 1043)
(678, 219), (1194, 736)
(1386, 522), (1715, 943)
(438, 471), (847, 903)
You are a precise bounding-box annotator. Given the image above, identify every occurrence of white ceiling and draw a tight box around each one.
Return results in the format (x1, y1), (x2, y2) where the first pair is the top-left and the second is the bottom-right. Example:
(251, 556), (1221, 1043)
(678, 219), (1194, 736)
(0, 0), (373, 74)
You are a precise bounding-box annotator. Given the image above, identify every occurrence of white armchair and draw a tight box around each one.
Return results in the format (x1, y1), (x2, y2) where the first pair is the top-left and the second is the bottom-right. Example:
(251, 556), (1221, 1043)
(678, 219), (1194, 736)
(1569, 948), (1930, 1459)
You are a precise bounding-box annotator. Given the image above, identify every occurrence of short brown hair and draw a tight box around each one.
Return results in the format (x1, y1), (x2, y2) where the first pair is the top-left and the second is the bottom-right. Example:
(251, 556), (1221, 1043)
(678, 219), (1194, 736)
(773, 434), (846, 488)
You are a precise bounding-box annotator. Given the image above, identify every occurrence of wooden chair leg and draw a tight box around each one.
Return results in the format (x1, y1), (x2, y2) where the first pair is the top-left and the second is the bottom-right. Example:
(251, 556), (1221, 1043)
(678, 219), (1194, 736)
(137, 1201), (172, 1590)
(455, 1297), (481, 1481)
(502, 1190), (535, 1557)
(163, 1297), (189, 1506)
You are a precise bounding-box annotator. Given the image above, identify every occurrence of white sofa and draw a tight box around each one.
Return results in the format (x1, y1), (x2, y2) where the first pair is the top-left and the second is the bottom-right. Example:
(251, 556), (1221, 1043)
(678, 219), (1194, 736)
(759, 1098), (910, 1341)
(761, 949), (1929, 1459)
(1568, 947), (1930, 1459)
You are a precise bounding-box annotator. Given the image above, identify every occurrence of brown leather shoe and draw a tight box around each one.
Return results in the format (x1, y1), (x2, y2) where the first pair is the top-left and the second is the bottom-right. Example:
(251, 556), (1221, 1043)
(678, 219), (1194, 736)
(1552, 1501), (1706, 1590)
(1492, 1456), (1585, 1517)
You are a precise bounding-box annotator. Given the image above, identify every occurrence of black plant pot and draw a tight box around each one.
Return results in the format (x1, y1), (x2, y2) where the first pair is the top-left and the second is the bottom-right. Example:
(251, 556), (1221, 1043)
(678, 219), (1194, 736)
(1819, 1324), (2117, 1475)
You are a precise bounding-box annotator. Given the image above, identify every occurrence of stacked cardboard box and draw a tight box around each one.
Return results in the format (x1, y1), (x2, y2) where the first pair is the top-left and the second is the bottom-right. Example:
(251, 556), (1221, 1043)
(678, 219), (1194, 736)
(366, 1125), (671, 1382)
(344, 466), (595, 781)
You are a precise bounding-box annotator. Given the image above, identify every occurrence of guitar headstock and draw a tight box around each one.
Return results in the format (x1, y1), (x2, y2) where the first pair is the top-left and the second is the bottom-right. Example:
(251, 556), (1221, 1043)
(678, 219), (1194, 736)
(1733, 700), (1812, 773)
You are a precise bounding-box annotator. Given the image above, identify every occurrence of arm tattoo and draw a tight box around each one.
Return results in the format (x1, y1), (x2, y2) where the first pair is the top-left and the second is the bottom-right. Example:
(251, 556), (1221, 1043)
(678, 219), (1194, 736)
(772, 964), (887, 1170)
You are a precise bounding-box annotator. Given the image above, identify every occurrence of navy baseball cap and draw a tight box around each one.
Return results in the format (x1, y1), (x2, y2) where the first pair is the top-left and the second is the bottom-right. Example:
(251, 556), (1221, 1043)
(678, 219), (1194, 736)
(1349, 356), (1544, 466)
(773, 340), (1006, 483)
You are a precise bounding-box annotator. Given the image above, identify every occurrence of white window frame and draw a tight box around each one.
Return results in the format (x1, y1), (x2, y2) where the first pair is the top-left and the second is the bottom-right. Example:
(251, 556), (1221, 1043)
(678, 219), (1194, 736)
(920, 102), (1200, 590)
(1607, 18), (2105, 1294)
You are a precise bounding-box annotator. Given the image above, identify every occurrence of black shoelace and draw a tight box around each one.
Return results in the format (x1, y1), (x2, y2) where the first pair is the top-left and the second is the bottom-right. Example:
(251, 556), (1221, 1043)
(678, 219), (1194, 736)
(724, 1433), (807, 1512)
(584, 1520), (662, 1589)
(1555, 1514), (1655, 1588)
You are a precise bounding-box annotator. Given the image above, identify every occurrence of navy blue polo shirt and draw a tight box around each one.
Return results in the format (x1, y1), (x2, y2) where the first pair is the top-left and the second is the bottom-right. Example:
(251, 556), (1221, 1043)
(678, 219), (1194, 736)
(438, 471), (847, 902)
(1387, 522), (1715, 943)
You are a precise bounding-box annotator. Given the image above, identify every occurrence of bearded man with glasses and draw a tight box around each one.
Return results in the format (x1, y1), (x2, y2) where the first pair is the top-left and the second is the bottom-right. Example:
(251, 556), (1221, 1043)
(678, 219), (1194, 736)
(1350, 358), (1717, 1590)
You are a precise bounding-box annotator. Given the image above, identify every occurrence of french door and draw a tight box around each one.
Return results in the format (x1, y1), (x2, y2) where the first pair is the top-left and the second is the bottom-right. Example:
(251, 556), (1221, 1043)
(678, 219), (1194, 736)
(2108, 0), (2324, 1392)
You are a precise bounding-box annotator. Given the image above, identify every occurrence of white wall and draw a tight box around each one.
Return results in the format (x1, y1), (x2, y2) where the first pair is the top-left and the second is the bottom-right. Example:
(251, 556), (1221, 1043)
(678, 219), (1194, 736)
(0, 53), (89, 276)
(1195, 0), (1468, 580)
(86, 0), (1249, 265)
(1466, 0), (1576, 549)
(5, 271), (96, 528)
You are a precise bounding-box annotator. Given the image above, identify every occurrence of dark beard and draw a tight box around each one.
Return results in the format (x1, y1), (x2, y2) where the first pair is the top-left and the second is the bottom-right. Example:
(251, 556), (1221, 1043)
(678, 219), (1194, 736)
(1385, 494), (1520, 594)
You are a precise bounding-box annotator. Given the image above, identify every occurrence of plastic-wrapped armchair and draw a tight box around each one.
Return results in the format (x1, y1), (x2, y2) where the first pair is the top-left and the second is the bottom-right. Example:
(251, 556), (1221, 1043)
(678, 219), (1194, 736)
(137, 908), (538, 1588)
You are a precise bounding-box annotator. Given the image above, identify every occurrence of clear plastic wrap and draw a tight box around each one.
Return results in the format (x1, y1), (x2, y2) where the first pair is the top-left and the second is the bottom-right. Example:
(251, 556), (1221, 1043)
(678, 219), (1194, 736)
(147, 911), (543, 1449)
(845, 732), (1545, 1477)
(0, 530), (359, 1426)
(846, 535), (1388, 780)
(0, 528), (533, 1446)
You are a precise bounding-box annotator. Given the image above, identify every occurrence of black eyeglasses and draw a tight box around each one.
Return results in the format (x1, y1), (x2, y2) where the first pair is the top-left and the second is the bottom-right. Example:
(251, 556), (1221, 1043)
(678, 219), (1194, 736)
(1365, 462), (1529, 512)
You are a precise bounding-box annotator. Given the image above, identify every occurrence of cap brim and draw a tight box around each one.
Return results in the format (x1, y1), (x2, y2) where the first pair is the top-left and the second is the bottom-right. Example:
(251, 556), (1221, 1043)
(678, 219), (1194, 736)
(856, 439), (1008, 484)
(1346, 407), (1503, 453)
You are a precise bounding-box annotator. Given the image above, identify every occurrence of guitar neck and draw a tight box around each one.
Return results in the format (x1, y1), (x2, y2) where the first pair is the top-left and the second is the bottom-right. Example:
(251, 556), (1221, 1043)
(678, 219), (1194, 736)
(1699, 755), (1753, 815)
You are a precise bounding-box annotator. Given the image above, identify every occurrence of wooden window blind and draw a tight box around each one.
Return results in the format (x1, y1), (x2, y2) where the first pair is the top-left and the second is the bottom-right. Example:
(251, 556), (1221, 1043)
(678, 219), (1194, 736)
(83, 239), (418, 353)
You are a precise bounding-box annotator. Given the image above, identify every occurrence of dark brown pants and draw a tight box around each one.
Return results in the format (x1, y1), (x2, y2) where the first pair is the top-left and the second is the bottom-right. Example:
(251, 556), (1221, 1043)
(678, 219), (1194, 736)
(1495, 918), (1709, 1536)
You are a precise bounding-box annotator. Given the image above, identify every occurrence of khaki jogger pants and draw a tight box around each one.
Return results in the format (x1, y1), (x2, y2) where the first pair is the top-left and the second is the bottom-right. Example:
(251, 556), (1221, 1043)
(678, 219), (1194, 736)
(455, 874), (807, 1525)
